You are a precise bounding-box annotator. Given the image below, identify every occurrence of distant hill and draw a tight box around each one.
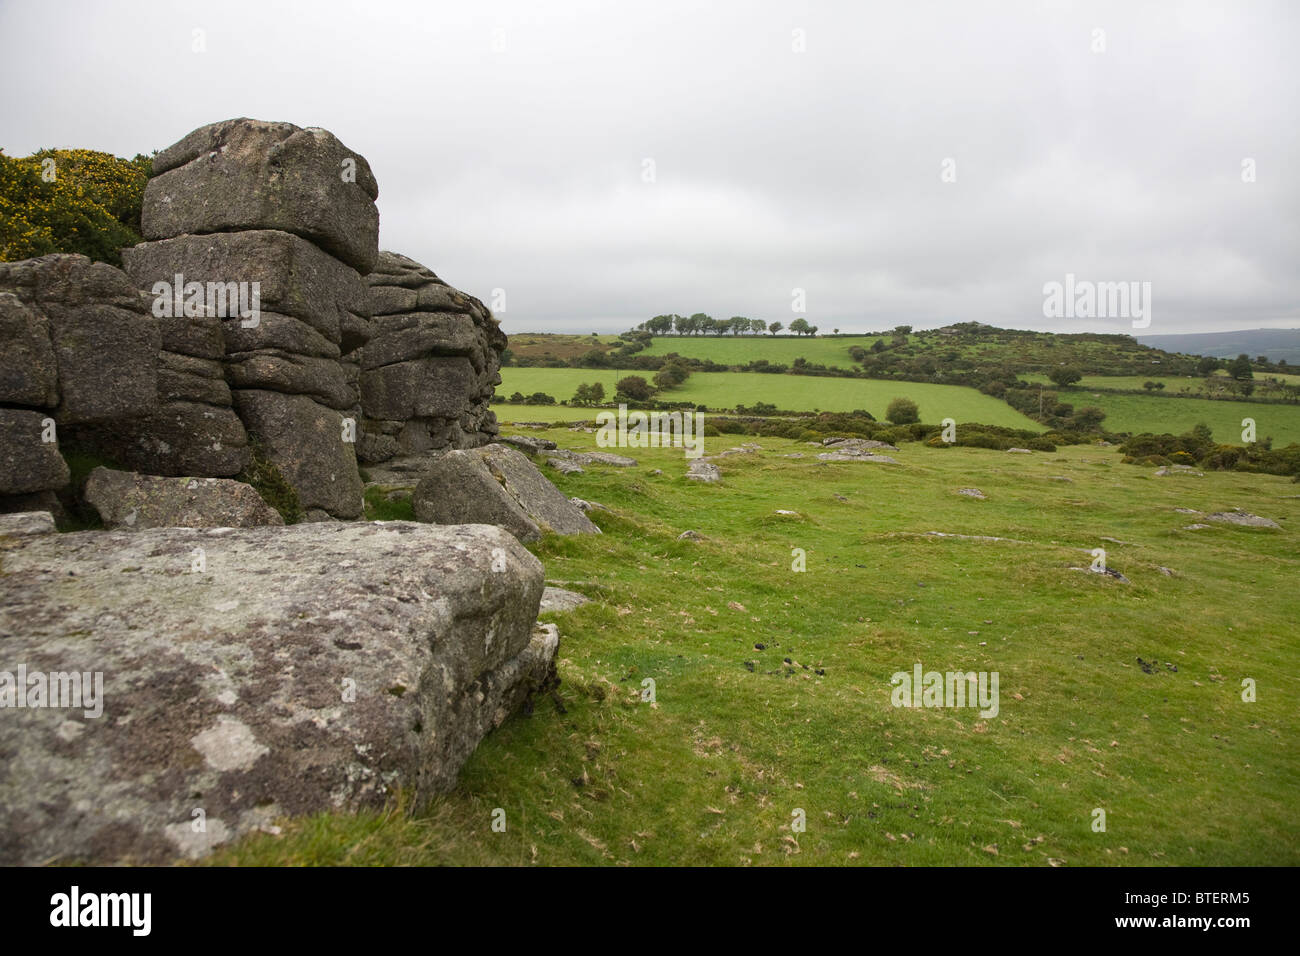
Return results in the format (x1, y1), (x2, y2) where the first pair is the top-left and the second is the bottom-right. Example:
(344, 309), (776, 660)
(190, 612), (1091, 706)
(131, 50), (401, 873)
(1137, 328), (1300, 364)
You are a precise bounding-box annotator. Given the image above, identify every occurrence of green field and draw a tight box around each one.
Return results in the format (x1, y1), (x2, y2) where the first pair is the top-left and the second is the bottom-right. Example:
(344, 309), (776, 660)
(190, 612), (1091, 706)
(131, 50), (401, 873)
(1056, 390), (1300, 446)
(1022, 373), (1208, 391)
(1024, 371), (1300, 391)
(498, 368), (1300, 444)
(499, 368), (1043, 430)
(641, 334), (869, 367)
(219, 431), (1300, 865)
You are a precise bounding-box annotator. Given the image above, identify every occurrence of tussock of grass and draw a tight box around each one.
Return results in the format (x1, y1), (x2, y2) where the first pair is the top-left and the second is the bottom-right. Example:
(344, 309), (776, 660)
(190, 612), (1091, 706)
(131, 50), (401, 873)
(237, 439), (303, 524)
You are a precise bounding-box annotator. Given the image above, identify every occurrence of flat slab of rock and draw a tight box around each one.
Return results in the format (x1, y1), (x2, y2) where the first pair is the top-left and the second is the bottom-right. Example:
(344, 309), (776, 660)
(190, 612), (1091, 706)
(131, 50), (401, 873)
(540, 586), (590, 613)
(0, 519), (553, 864)
(956, 488), (986, 499)
(501, 435), (558, 454)
(1206, 511), (1281, 529)
(0, 510), (56, 538)
(1156, 465), (1204, 477)
(1007, 447), (1032, 454)
(554, 450), (638, 467)
(816, 452), (899, 464)
(85, 467), (283, 529)
(413, 444), (599, 542)
(822, 438), (898, 451)
(547, 457), (583, 475)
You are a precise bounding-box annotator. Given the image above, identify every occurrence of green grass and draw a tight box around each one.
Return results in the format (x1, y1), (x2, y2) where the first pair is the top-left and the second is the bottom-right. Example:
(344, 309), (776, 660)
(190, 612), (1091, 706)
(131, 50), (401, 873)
(363, 485), (414, 521)
(213, 431), (1299, 866)
(498, 368), (1043, 429)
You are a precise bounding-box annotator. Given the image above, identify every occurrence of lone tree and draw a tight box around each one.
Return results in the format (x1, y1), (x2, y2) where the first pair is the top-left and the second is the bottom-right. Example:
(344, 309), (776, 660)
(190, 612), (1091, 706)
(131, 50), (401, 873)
(1048, 366), (1083, 388)
(886, 397), (919, 424)
(768, 321), (783, 335)
(615, 375), (654, 402)
(1229, 354), (1254, 380)
(652, 360), (690, 390)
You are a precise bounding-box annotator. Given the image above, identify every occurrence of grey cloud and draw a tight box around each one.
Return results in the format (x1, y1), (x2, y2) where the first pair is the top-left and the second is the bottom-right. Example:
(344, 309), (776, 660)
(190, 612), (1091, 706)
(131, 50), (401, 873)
(1, 0), (1295, 334)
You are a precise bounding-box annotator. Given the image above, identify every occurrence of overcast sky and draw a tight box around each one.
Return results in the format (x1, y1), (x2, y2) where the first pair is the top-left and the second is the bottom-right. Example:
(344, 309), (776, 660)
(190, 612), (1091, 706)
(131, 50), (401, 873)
(2, 0), (1296, 335)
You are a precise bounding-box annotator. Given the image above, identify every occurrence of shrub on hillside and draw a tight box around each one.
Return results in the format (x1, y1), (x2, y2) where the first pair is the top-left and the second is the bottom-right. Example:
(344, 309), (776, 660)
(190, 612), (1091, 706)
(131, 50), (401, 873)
(886, 397), (919, 424)
(614, 375), (654, 402)
(1048, 367), (1083, 387)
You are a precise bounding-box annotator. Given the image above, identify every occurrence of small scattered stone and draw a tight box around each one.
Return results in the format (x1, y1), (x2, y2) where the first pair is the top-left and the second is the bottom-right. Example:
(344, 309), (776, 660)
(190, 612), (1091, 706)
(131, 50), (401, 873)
(687, 460), (721, 483)
(540, 586), (590, 613)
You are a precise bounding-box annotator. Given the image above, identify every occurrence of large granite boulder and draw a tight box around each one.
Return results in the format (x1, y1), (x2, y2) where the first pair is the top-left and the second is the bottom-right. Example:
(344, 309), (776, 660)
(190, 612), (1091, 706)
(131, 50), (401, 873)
(413, 443), (599, 542)
(233, 390), (364, 519)
(141, 119), (380, 274)
(84, 467), (283, 529)
(0, 293), (58, 408)
(0, 516), (555, 864)
(360, 252), (505, 461)
(122, 230), (370, 350)
(0, 409), (68, 495)
(0, 255), (159, 425)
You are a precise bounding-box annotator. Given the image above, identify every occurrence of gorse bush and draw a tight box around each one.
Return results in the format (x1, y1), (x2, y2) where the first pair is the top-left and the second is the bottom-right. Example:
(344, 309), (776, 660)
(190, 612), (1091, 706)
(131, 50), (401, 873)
(0, 147), (152, 266)
(1120, 426), (1300, 479)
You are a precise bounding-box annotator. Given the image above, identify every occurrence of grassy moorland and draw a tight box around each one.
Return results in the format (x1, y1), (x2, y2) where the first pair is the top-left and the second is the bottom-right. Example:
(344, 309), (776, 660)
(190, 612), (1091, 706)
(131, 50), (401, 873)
(215, 431), (1299, 866)
(498, 368), (1043, 430)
